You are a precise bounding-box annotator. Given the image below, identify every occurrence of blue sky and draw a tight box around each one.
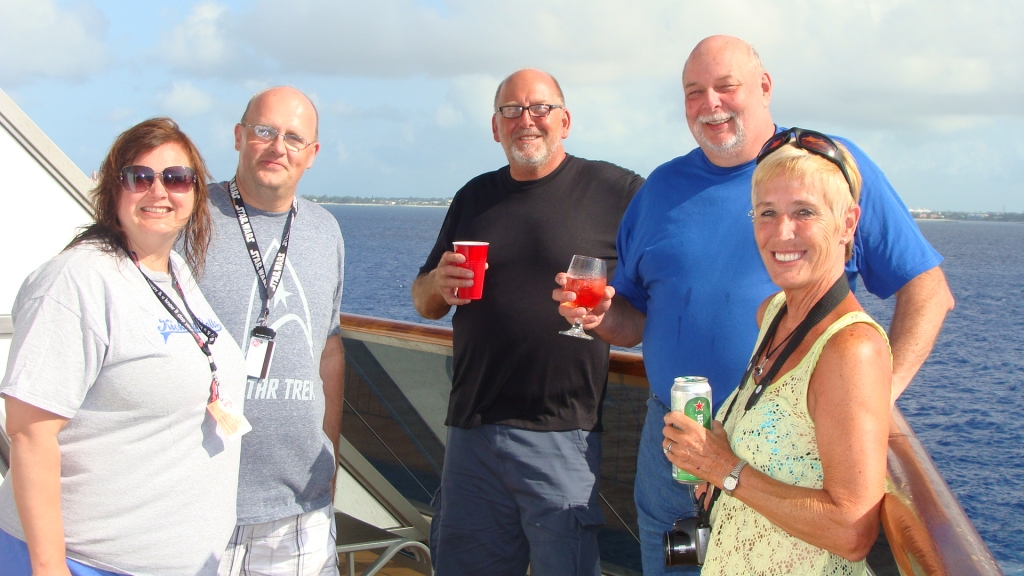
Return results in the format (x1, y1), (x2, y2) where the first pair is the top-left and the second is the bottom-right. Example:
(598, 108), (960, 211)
(2, 0), (1023, 211)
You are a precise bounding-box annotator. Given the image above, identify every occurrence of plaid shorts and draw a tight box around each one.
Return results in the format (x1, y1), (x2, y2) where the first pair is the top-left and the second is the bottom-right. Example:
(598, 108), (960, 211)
(219, 504), (338, 576)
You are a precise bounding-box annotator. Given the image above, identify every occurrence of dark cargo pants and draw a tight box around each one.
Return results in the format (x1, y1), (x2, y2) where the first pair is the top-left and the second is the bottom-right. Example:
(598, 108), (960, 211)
(430, 424), (605, 576)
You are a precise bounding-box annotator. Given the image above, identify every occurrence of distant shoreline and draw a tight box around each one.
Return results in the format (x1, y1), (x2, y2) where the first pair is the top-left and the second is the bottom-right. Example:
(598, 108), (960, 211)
(317, 202), (447, 208)
(310, 198), (1024, 220)
(911, 211), (1024, 223)
(303, 195), (451, 208)
(915, 218), (1024, 223)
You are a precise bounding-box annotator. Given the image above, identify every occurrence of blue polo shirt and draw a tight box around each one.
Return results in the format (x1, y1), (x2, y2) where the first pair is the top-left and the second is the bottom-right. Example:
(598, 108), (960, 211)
(612, 132), (943, 408)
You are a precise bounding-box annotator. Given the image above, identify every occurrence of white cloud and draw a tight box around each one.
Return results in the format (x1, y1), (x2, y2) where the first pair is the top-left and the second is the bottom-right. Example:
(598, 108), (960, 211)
(183, 0), (1022, 130)
(7, 0), (1024, 211)
(9, 0), (1019, 128)
(333, 100), (356, 117)
(105, 107), (135, 123)
(0, 0), (109, 84)
(236, 0), (691, 80)
(161, 2), (243, 76)
(433, 75), (499, 130)
(434, 103), (463, 128)
(330, 100), (407, 121)
(157, 81), (213, 117)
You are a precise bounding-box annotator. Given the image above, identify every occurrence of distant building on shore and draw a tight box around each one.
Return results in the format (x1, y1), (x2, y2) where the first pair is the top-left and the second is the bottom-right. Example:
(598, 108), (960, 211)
(303, 195), (452, 207)
(909, 208), (1023, 222)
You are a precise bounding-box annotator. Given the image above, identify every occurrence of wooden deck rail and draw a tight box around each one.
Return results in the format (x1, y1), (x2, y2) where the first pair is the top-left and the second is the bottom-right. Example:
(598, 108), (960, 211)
(339, 312), (649, 378)
(339, 312), (1005, 575)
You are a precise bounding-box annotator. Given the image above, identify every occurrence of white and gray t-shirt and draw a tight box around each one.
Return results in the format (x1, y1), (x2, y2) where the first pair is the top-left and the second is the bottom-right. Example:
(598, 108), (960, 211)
(0, 242), (247, 575)
(199, 182), (345, 525)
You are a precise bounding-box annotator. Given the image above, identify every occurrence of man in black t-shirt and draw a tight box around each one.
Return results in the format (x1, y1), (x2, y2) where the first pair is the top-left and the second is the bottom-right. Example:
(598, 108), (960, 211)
(412, 69), (643, 575)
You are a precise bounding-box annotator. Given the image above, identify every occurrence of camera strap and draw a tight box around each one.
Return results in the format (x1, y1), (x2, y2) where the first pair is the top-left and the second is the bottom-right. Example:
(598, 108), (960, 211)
(701, 273), (850, 523)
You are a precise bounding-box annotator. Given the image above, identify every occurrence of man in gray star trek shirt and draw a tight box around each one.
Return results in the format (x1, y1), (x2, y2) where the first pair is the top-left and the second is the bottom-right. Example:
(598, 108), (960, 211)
(197, 86), (345, 576)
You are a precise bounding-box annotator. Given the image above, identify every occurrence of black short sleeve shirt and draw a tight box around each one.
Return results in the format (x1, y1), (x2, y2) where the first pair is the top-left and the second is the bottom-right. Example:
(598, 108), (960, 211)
(420, 155), (643, 431)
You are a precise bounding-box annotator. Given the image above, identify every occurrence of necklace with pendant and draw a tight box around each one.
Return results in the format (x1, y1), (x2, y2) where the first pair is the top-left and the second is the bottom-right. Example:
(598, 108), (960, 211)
(752, 321), (797, 378)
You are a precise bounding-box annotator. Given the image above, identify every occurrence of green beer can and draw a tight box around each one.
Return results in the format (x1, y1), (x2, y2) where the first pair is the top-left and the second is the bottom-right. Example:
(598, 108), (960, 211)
(670, 376), (712, 484)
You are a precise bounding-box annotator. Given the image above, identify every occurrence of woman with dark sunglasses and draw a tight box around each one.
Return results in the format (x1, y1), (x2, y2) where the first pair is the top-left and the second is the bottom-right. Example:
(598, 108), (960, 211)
(662, 135), (892, 575)
(0, 118), (247, 575)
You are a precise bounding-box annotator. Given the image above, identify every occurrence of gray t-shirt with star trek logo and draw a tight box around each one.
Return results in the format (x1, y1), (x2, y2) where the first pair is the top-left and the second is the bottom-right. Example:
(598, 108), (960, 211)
(198, 181), (345, 525)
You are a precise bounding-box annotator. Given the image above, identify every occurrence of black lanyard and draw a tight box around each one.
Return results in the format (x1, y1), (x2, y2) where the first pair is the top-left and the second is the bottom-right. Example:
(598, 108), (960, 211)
(701, 274), (850, 522)
(128, 251), (222, 402)
(731, 273), (850, 416)
(228, 178), (296, 328)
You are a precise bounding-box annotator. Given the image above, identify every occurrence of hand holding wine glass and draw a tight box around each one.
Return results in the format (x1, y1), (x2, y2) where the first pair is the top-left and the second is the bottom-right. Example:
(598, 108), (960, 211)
(559, 255), (607, 340)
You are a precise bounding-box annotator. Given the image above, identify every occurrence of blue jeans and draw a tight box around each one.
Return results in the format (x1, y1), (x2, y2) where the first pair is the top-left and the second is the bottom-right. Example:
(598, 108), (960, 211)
(0, 529), (124, 576)
(430, 425), (605, 576)
(634, 396), (701, 575)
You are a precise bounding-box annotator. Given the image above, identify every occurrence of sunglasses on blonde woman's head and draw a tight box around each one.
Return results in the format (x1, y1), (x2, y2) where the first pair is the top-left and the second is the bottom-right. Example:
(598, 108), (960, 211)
(756, 127), (854, 195)
(119, 165), (196, 194)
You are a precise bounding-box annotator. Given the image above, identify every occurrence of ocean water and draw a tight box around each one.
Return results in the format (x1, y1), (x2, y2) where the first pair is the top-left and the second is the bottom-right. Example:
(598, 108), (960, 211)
(326, 204), (1024, 573)
(858, 221), (1024, 574)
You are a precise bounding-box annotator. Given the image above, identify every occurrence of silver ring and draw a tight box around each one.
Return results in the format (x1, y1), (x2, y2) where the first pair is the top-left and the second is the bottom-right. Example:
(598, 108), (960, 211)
(663, 441), (674, 455)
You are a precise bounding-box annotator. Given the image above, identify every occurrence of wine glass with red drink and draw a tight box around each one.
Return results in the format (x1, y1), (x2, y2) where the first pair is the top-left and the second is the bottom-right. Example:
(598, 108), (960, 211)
(559, 255), (607, 340)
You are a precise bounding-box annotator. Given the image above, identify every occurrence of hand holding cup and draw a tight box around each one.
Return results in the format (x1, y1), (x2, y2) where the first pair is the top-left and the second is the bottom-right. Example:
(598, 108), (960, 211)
(554, 273), (615, 329)
(433, 252), (474, 306)
(558, 255), (607, 340)
(433, 241), (489, 306)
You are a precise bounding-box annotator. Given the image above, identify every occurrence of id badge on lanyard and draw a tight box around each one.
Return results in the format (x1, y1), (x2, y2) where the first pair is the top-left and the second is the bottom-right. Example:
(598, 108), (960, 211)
(230, 178), (294, 383)
(245, 325), (277, 380)
(129, 251), (251, 440)
(208, 396), (253, 440)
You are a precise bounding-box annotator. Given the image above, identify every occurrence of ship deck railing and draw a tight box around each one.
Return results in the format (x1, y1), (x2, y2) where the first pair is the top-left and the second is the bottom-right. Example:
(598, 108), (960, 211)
(336, 312), (1004, 576)
(0, 312), (1005, 575)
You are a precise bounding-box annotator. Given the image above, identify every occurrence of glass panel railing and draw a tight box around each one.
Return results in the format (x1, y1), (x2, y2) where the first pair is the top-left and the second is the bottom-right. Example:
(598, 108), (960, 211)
(342, 336), (446, 510)
(340, 314), (648, 573)
(593, 366), (648, 573)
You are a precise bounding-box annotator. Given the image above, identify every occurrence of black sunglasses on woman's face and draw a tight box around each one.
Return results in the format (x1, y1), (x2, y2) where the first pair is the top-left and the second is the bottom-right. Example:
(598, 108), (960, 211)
(119, 165), (196, 194)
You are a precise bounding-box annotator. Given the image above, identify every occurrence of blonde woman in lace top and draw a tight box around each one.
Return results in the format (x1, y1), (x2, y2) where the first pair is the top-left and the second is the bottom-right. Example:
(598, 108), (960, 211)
(662, 130), (892, 575)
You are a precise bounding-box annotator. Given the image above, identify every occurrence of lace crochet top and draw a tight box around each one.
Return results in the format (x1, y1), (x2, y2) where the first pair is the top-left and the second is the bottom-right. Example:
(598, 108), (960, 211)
(701, 292), (889, 576)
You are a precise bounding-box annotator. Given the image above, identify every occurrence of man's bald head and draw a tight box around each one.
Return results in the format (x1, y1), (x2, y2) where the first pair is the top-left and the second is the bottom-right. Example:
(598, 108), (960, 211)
(494, 69), (565, 111)
(241, 86), (320, 140)
(490, 68), (571, 181)
(683, 35), (765, 81)
(233, 85), (322, 211)
(681, 35), (775, 167)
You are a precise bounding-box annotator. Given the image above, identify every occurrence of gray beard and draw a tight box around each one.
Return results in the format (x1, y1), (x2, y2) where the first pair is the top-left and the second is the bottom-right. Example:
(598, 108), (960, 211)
(508, 142), (553, 168)
(692, 116), (747, 157)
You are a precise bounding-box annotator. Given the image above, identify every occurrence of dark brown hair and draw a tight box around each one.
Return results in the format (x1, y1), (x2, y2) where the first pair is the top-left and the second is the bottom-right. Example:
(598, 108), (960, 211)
(67, 117), (213, 275)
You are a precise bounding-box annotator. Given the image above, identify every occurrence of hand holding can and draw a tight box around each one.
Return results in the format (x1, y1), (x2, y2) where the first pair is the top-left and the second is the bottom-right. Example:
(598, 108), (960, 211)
(670, 376), (713, 484)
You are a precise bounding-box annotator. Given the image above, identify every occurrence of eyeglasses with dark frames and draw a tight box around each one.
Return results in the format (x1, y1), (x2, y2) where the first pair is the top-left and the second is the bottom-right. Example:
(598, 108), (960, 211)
(496, 104), (564, 119)
(240, 123), (315, 152)
(756, 127), (855, 195)
(119, 165), (196, 194)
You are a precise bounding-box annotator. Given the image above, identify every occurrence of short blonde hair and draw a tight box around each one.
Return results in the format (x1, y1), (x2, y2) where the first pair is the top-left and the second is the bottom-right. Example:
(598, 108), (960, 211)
(751, 143), (862, 260)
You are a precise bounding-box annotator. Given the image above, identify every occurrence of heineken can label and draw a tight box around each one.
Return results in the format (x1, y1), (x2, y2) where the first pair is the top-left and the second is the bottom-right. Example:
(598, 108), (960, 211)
(670, 376), (712, 484)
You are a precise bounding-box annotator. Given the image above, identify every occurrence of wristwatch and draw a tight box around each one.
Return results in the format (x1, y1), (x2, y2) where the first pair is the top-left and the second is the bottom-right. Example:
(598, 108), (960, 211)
(723, 460), (748, 496)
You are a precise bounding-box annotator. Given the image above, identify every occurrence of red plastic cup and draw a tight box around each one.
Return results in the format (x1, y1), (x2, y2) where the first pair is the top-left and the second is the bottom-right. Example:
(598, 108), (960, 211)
(453, 241), (489, 300)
